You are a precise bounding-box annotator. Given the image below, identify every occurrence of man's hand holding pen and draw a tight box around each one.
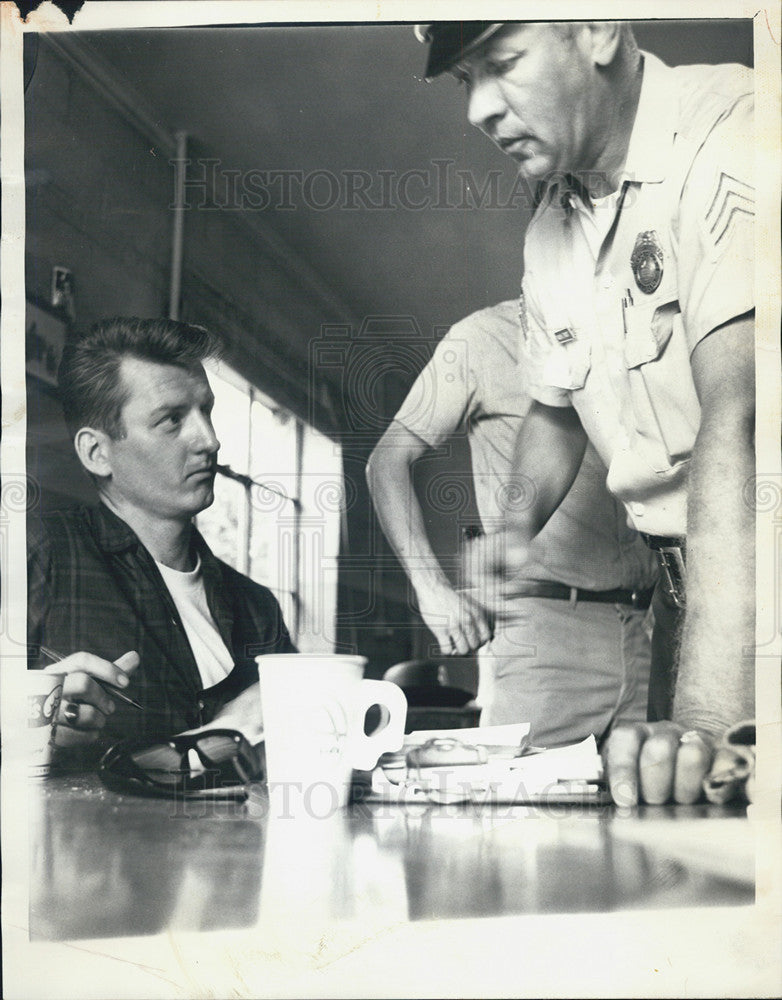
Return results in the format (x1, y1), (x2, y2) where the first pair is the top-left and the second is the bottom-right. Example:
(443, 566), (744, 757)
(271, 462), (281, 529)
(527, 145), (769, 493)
(41, 649), (141, 747)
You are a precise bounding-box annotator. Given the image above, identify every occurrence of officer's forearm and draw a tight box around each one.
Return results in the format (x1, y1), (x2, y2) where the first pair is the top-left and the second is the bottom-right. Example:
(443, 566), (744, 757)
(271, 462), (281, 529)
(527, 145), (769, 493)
(674, 330), (755, 735)
(507, 400), (587, 540)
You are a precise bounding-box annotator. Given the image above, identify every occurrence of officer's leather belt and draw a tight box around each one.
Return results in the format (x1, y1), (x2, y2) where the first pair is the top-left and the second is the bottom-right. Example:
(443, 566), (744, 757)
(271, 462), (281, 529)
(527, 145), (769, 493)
(512, 581), (654, 610)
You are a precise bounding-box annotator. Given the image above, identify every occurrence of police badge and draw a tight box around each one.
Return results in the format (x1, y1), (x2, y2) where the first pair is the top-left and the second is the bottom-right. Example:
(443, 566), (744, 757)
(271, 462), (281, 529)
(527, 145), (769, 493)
(630, 230), (664, 294)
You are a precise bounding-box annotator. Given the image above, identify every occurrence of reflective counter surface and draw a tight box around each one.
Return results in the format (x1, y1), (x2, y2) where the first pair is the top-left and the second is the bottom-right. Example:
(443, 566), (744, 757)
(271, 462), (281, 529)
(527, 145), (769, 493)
(11, 773), (777, 998)
(30, 774), (754, 941)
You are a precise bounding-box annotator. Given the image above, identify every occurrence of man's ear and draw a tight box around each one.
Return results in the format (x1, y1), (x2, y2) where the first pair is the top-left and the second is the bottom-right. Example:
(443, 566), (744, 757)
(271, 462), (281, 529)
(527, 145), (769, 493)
(586, 22), (623, 68)
(74, 427), (113, 478)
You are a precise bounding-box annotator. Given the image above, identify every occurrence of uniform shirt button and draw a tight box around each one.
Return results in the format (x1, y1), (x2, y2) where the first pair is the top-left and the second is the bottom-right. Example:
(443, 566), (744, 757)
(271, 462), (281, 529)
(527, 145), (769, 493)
(630, 502), (645, 517)
(601, 274), (614, 289)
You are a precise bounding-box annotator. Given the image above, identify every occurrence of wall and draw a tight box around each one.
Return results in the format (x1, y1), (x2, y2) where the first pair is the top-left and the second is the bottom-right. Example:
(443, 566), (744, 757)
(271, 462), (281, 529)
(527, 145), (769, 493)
(23, 39), (429, 671)
(24, 37), (362, 497)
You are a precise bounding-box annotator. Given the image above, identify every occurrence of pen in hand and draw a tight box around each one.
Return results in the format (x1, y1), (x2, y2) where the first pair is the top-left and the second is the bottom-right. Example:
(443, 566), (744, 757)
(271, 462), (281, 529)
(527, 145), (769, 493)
(38, 644), (145, 711)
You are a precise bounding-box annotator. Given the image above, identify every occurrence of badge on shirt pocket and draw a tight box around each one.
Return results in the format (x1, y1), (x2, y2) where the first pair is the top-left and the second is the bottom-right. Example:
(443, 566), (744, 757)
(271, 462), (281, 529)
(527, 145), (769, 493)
(630, 230), (665, 295)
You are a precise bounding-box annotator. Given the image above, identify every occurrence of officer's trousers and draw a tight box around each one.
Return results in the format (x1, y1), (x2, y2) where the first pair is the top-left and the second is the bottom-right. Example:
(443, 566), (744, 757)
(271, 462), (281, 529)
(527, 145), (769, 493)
(479, 595), (652, 748)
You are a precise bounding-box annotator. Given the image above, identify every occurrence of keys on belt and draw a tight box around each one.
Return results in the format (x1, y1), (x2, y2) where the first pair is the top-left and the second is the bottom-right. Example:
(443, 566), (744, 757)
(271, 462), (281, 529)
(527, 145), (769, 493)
(642, 534), (687, 609)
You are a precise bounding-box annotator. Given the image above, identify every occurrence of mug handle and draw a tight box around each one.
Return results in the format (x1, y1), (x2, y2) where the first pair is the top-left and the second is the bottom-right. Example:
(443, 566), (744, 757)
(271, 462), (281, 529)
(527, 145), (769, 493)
(350, 680), (407, 771)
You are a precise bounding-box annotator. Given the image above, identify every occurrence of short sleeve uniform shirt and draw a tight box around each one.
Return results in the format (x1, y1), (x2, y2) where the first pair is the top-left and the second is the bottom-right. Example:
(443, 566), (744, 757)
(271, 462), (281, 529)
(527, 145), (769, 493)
(521, 53), (754, 536)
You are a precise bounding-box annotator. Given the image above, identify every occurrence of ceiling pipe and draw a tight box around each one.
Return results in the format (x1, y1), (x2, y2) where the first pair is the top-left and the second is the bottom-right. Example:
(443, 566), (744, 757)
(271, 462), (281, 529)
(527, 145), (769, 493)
(168, 130), (188, 321)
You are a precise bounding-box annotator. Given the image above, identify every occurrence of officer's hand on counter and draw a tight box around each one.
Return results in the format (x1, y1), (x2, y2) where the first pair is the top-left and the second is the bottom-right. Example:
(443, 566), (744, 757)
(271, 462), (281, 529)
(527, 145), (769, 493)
(604, 720), (756, 806)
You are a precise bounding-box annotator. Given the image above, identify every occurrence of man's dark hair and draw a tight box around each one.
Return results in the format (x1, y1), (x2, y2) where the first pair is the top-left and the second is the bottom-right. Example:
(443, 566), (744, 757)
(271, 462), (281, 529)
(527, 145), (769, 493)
(58, 316), (223, 440)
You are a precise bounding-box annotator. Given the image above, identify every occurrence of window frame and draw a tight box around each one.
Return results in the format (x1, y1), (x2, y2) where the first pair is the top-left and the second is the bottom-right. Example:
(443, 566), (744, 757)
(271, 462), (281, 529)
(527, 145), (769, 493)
(199, 360), (322, 644)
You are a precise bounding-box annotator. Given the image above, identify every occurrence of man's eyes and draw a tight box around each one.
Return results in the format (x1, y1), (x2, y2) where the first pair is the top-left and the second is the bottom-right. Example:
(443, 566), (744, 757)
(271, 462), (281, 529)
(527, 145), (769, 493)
(157, 412), (182, 429)
(487, 54), (522, 76)
(155, 402), (212, 429)
(454, 53), (522, 87)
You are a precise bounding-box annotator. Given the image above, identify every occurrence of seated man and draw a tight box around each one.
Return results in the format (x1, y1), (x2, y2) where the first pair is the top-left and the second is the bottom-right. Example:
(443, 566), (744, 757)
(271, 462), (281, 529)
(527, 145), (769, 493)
(28, 317), (295, 759)
(367, 300), (659, 748)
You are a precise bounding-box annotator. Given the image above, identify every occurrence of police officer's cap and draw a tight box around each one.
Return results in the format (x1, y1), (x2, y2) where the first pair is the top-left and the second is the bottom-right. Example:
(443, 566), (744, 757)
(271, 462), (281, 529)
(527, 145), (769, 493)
(415, 22), (505, 81)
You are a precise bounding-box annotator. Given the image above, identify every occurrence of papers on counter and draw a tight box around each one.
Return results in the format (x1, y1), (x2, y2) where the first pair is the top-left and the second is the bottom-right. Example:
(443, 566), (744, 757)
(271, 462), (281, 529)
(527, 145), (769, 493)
(400, 723), (531, 748)
(369, 727), (608, 805)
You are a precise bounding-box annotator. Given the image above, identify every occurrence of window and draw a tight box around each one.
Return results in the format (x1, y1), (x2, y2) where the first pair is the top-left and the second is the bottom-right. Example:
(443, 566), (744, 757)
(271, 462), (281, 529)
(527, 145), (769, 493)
(197, 359), (342, 652)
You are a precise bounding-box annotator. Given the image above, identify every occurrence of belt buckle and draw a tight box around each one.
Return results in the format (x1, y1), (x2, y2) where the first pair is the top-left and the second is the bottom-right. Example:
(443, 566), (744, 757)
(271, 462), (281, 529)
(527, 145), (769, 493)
(656, 545), (687, 610)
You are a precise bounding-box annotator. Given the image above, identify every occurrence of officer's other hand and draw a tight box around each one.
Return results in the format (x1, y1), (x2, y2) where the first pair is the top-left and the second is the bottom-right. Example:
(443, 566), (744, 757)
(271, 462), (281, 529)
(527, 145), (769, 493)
(44, 650), (140, 747)
(604, 721), (721, 806)
(463, 528), (531, 616)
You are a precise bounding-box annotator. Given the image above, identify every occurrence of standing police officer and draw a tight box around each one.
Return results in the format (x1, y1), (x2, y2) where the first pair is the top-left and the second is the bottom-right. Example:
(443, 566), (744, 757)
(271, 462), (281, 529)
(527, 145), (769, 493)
(415, 21), (755, 804)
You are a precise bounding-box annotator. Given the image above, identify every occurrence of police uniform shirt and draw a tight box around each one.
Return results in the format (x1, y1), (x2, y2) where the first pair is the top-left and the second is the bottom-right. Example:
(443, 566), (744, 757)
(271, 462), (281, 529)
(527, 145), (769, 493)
(521, 52), (754, 537)
(393, 301), (658, 591)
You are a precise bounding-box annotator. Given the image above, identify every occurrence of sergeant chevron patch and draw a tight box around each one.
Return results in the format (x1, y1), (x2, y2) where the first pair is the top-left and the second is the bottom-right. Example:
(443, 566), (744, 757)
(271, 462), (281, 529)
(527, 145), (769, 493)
(705, 172), (754, 246)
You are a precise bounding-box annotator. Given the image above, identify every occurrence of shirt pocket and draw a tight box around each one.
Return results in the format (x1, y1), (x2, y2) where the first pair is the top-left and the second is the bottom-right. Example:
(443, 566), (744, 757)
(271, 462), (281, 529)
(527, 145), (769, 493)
(623, 298), (701, 471)
(542, 334), (591, 392)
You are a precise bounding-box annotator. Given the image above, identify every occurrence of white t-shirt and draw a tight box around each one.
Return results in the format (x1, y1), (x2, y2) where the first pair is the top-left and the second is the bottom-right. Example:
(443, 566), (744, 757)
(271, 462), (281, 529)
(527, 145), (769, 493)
(155, 554), (234, 690)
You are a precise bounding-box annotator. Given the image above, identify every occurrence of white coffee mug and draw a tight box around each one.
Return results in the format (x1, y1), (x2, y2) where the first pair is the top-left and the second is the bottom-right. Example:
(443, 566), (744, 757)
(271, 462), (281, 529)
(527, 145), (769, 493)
(256, 654), (407, 811)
